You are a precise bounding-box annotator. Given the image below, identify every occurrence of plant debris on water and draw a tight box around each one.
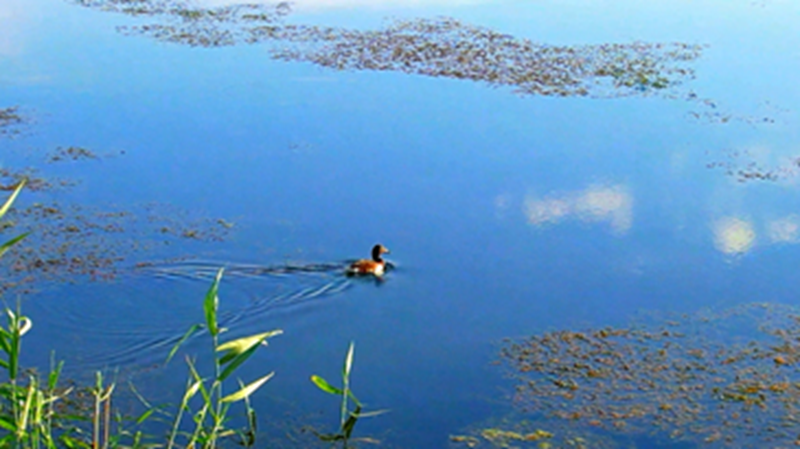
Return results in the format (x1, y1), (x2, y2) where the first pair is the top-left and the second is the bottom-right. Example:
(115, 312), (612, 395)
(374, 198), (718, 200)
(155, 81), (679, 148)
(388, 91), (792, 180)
(0, 106), (29, 138)
(71, 0), (794, 181)
(706, 148), (800, 183)
(73, 0), (703, 99)
(0, 107), (234, 295)
(500, 302), (800, 447)
(72, 0), (792, 179)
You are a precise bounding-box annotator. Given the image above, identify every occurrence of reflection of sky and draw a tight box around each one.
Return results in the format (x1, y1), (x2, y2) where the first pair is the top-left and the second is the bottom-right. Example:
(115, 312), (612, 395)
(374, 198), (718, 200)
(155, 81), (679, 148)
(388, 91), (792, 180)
(0, 0), (22, 56)
(523, 184), (633, 235)
(3, 0), (800, 446)
(712, 217), (756, 255)
(197, 0), (487, 9)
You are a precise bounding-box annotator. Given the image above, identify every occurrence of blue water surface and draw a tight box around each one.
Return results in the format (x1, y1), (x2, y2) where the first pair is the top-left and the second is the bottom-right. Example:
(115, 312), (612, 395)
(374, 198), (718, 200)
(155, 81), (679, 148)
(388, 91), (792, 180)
(2, 0), (800, 447)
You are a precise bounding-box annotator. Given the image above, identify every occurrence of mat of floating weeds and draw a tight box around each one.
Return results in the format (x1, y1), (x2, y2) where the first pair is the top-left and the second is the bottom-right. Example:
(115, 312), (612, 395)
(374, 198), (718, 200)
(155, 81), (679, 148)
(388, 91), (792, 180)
(0, 108), (233, 294)
(74, 1), (702, 99)
(0, 106), (29, 138)
(500, 302), (800, 446)
(72, 0), (794, 184)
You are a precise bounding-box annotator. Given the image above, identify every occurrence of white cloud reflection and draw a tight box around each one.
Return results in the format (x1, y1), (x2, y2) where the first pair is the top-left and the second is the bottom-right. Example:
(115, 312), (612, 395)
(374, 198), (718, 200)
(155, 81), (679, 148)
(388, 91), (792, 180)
(0, 0), (23, 56)
(708, 214), (800, 256)
(768, 215), (800, 244)
(523, 184), (633, 234)
(712, 217), (756, 255)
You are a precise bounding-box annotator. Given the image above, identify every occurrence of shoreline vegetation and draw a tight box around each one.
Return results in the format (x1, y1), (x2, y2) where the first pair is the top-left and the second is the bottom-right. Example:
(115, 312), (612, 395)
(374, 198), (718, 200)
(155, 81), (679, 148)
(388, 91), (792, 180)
(0, 183), (380, 447)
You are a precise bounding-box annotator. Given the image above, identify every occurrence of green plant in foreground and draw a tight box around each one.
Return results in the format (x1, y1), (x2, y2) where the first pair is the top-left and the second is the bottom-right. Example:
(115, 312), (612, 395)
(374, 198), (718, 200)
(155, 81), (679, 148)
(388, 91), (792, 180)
(0, 179), (71, 448)
(0, 178), (28, 258)
(311, 342), (386, 448)
(163, 268), (282, 449)
(0, 180), (134, 449)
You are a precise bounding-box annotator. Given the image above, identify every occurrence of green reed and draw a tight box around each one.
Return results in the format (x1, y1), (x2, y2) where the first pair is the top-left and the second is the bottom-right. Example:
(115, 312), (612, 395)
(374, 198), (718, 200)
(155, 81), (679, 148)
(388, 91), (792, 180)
(311, 342), (386, 448)
(0, 180), (129, 449)
(0, 179), (66, 448)
(162, 268), (282, 449)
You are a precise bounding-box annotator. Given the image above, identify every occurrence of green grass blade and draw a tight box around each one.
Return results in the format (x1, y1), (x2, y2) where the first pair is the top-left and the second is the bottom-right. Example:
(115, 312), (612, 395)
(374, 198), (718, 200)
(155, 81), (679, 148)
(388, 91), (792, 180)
(0, 415), (14, 431)
(217, 330), (282, 365)
(0, 178), (26, 219)
(217, 343), (259, 382)
(203, 269), (223, 338)
(342, 404), (361, 440)
(0, 232), (29, 258)
(165, 323), (203, 365)
(352, 409), (389, 418)
(48, 360), (64, 390)
(310, 375), (342, 395)
(182, 379), (203, 406)
(134, 408), (156, 425)
(346, 390), (362, 407)
(220, 372), (274, 403)
(343, 341), (354, 379)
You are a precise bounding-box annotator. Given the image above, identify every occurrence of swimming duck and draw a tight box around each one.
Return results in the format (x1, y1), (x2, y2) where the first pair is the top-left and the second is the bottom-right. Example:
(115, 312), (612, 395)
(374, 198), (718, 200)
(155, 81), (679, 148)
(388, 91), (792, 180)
(346, 244), (390, 276)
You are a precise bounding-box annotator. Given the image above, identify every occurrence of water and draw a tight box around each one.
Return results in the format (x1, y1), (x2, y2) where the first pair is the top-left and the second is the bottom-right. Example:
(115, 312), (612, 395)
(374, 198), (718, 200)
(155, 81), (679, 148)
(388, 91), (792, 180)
(2, 0), (800, 447)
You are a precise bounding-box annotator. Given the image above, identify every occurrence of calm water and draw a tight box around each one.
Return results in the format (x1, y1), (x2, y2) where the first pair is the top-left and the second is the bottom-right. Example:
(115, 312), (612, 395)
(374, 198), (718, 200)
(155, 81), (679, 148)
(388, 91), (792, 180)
(2, 0), (800, 447)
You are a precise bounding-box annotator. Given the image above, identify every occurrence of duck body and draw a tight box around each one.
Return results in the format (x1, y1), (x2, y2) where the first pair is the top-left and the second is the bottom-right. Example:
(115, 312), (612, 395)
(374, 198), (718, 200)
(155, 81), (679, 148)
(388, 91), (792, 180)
(346, 244), (389, 277)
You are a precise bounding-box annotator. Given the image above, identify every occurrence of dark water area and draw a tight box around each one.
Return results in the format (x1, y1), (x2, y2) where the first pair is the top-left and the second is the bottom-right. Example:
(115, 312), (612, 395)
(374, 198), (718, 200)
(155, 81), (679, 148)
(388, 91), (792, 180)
(2, 0), (800, 447)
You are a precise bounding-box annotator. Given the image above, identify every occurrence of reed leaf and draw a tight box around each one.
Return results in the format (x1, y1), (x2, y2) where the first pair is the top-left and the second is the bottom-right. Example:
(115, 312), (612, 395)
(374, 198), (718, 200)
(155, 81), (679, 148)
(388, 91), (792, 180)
(0, 178), (26, 219)
(182, 379), (203, 406)
(342, 404), (362, 440)
(310, 375), (342, 395)
(217, 343), (259, 382)
(0, 232), (29, 259)
(219, 372), (274, 403)
(203, 269), (223, 338)
(0, 415), (13, 432)
(343, 341), (354, 379)
(217, 330), (282, 365)
(165, 323), (203, 365)
(47, 360), (64, 390)
(352, 409), (389, 418)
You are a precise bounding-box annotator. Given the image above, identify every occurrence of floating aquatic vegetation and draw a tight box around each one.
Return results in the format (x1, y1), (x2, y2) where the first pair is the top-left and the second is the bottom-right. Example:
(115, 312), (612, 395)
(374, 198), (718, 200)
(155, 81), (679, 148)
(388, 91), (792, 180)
(0, 201), (233, 293)
(0, 106), (29, 138)
(687, 96), (783, 126)
(47, 146), (101, 163)
(0, 104), (234, 293)
(500, 302), (800, 447)
(72, 0), (703, 99)
(0, 167), (79, 192)
(450, 418), (614, 449)
(706, 148), (800, 183)
(269, 19), (702, 98)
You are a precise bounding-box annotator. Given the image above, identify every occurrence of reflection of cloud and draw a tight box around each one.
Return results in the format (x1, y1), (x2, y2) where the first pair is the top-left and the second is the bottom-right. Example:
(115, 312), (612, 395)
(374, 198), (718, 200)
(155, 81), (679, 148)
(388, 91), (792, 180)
(768, 215), (800, 243)
(713, 217), (756, 255)
(493, 193), (512, 221)
(0, 0), (30, 56)
(523, 184), (633, 234)
(0, 0), (23, 56)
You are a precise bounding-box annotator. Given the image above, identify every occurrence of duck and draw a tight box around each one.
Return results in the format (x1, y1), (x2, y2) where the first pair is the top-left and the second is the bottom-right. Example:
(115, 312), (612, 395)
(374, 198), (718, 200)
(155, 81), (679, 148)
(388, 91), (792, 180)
(346, 244), (390, 276)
